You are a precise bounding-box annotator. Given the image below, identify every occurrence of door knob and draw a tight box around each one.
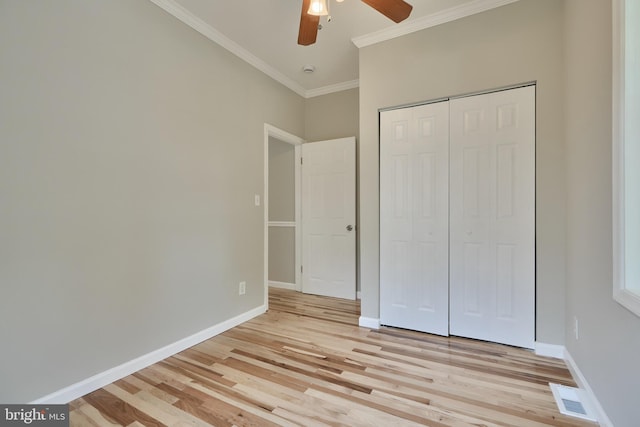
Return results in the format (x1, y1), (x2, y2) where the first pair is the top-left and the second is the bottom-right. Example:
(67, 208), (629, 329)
(346, 225), (354, 231)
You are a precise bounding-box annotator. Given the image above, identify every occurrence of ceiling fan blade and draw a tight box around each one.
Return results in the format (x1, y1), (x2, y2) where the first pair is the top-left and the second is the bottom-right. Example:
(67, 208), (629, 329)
(361, 0), (413, 23)
(298, 0), (320, 46)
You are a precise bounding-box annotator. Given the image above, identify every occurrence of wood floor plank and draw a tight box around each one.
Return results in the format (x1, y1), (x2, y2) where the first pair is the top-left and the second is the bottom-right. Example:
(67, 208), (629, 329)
(81, 389), (165, 427)
(70, 288), (596, 426)
(102, 384), (197, 427)
(72, 404), (120, 427)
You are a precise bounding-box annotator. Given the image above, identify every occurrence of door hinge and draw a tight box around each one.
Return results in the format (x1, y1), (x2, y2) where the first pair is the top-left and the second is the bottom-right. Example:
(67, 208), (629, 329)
(301, 265), (303, 274)
(301, 157), (303, 165)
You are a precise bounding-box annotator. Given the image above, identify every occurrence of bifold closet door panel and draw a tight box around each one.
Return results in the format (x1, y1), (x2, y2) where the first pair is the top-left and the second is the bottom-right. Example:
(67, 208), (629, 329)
(449, 86), (535, 349)
(380, 102), (450, 336)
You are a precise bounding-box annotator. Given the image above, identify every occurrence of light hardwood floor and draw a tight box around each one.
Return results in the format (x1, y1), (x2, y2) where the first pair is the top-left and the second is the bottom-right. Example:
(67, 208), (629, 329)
(70, 288), (595, 426)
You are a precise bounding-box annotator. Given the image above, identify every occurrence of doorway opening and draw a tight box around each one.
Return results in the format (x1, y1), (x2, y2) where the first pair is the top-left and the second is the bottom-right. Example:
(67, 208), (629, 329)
(263, 124), (303, 308)
(264, 125), (358, 307)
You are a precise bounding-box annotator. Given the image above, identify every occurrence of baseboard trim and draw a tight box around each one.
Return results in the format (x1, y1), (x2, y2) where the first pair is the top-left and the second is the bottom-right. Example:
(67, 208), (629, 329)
(268, 281), (297, 291)
(32, 304), (267, 404)
(564, 349), (614, 427)
(535, 342), (566, 359)
(356, 291), (361, 300)
(359, 316), (380, 329)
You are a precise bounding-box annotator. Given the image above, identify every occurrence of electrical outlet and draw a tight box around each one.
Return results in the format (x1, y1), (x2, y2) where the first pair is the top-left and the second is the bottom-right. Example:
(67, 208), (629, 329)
(239, 281), (246, 295)
(574, 316), (579, 340)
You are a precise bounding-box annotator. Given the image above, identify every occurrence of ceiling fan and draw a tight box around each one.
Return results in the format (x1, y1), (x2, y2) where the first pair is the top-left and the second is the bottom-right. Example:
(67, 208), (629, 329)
(298, 0), (413, 46)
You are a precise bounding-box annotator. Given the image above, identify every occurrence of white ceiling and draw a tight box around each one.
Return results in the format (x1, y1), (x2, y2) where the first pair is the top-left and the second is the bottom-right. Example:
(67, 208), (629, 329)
(150, 0), (518, 97)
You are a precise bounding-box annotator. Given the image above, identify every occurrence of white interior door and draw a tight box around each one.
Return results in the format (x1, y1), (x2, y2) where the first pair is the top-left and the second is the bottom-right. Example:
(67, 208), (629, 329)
(380, 102), (450, 335)
(301, 137), (356, 300)
(449, 86), (535, 349)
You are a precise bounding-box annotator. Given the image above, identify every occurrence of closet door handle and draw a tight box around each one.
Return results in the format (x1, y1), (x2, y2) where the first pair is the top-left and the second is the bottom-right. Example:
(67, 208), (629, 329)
(346, 225), (354, 231)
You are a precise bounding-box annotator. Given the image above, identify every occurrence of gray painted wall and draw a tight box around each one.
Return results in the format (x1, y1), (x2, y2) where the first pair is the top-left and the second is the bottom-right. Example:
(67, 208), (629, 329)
(305, 88), (359, 142)
(268, 227), (296, 284)
(0, 0), (303, 403)
(268, 137), (296, 284)
(268, 137), (295, 222)
(564, 1), (640, 425)
(358, 0), (566, 344)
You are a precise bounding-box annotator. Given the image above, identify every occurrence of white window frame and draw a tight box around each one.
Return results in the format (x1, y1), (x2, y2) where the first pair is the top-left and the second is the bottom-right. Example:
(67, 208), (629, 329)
(613, 0), (640, 316)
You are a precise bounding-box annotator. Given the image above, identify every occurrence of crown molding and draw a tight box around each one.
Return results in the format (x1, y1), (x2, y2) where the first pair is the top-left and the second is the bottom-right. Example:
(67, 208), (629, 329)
(149, 0), (517, 98)
(306, 79), (360, 98)
(148, 0), (308, 98)
(352, 0), (520, 48)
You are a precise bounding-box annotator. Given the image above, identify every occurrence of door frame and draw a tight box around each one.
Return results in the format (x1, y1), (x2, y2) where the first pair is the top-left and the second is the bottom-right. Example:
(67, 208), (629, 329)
(263, 124), (304, 309)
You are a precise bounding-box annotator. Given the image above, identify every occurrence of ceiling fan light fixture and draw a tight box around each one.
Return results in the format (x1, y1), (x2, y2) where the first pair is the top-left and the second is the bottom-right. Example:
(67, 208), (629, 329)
(308, 0), (329, 16)
(298, 0), (413, 46)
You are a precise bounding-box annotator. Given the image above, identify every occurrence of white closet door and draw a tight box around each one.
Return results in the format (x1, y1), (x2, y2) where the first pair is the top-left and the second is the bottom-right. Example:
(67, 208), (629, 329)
(380, 102), (450, 335)
(449, 86), (535, 349)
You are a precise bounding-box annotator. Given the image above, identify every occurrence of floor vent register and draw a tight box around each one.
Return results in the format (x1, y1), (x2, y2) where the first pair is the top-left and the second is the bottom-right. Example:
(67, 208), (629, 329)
(549, 383), (597, 423)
